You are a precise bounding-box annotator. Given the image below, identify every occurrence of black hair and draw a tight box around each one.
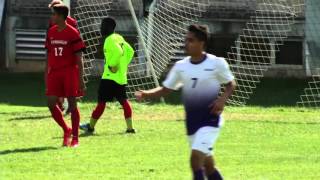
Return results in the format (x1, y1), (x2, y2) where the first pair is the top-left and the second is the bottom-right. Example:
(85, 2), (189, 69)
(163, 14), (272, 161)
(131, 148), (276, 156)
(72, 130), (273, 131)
(53, 5), (69, 20)
(101, 17), (116, 37)
(188, 24), (209, 45)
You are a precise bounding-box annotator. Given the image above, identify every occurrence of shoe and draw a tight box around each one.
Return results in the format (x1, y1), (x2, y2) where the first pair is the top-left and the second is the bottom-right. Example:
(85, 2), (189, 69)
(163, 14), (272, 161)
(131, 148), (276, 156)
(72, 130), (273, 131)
(70, 138), (79, 148)
(125, 129), (136, 134)
(63, 128), (72, 147)
(79, 123), (95, 134)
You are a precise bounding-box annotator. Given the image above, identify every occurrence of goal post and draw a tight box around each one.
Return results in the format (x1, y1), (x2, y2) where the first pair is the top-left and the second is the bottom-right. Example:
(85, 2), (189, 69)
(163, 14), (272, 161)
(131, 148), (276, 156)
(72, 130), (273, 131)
(297, 0), (320, 107)
(126, 0), (162, 100)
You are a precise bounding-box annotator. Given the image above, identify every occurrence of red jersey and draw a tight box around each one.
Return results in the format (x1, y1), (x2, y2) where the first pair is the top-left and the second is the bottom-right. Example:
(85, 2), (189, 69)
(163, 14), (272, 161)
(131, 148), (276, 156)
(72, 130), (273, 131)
(45, 24), (86, 71)
(48, 16), (78, 29)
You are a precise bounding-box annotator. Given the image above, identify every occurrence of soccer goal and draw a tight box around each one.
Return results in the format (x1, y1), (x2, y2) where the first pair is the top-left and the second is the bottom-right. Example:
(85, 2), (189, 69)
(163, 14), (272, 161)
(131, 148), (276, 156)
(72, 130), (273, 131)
(72, 0), (209, 100)
(73, 0), (303, 105)
(297, 0), (320, 107)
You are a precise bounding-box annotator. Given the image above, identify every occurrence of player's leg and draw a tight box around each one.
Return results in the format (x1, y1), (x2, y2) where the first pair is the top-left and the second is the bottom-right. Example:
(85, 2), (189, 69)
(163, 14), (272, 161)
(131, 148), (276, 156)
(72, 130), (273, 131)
(190, 150), (207, 180)
(189, 127), (221, 180)
(115, 83), (134, 133)
(46, 71), (72, 146)
(80, 79), (110, 133)
(119, 99), (134, 133)
(57, 97), (65, 111)
(67, 97), (80, 147)
(204, 156), (223, 180)
(82, 100), (106, 132)
(47, 96), (72, 146)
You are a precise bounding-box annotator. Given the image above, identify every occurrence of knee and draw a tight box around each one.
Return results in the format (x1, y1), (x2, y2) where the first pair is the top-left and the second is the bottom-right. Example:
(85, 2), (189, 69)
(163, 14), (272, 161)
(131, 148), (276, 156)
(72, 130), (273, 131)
(47, 101), (56, 110)
(121, 100), (132, 116)
(204, 161), (215, 175)
(190, 150), (205, 171)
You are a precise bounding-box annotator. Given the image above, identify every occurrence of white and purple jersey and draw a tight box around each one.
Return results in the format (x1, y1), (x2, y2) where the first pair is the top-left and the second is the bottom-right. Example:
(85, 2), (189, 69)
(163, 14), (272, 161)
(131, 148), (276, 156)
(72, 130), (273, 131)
(163, 54), (234, 135)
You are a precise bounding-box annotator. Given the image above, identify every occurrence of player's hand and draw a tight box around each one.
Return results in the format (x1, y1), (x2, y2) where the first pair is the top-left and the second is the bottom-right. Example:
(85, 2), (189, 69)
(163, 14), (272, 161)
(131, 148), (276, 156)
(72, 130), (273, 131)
(109, 66), (118, 73)
(209, 97), (226, 116)
(135, 90), (145, 102)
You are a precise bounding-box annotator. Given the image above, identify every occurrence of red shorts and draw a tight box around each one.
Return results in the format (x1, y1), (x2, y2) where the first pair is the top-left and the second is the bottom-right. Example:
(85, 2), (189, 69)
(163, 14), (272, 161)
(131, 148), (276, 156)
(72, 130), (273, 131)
(46, 66), (84, 97)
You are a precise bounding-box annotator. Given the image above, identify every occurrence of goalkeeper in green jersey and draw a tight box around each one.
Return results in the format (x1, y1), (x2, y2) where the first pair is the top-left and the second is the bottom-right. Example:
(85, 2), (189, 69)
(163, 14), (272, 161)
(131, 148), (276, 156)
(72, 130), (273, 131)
(80, 17), (135, 134)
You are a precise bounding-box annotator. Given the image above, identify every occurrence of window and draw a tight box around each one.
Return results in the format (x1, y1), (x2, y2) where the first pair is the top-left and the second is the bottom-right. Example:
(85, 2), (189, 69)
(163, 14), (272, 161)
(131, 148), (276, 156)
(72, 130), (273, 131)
(275, 41), (303, 65)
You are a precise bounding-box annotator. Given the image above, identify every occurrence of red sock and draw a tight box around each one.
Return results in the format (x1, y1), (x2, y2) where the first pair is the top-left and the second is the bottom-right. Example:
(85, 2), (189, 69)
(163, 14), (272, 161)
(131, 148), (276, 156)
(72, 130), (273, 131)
(71, 108), (80, 139)
(50, 105), (69, 132)
(91, 102), (106, 120)
(121, 100), (132, 119)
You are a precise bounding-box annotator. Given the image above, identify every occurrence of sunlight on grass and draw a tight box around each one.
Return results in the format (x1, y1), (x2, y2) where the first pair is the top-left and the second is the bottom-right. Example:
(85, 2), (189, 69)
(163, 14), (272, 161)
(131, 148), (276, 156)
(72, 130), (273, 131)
(1, 103), (320, 179)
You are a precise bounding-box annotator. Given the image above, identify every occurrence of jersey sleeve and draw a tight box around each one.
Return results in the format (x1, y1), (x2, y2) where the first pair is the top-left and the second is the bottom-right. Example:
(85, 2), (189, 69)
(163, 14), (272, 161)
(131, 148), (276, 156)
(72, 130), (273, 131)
(216, 58), (235, 84)
(162, 64), (183, 90)
(67, 16), (78, 29)
(104, 38), (124, 67)
(70, 30), (86, 54)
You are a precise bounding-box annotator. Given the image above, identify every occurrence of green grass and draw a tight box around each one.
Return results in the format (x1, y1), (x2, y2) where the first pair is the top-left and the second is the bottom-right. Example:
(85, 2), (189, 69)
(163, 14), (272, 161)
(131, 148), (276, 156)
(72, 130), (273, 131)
(0, 73), (320, 179)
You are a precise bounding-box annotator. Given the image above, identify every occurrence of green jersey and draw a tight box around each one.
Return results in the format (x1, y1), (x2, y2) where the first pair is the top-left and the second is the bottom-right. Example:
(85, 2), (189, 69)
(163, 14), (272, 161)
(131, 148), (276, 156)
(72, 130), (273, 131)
(102, 33), (134, 85)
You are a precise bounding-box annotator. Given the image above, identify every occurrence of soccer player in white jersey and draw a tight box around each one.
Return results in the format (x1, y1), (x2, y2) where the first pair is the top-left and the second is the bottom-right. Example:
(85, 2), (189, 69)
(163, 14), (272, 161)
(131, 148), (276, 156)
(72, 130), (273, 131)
(135, 25), (236, 180)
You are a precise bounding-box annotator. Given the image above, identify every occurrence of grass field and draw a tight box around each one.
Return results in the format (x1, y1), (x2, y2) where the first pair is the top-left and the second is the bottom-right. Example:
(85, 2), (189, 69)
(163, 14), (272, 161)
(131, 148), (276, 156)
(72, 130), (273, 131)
(1, 73), (320, 180)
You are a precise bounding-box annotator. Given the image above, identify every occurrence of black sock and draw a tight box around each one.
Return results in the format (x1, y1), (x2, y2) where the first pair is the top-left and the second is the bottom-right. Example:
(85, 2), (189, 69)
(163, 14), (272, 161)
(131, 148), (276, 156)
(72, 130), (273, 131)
(207, 169), (223, 180)
(193, 169), (205, 180)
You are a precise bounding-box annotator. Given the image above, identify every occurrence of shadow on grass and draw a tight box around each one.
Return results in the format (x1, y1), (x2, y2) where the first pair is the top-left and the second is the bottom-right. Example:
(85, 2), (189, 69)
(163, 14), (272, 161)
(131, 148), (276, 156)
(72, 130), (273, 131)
(8, 115), (51, 121)
(0, 146), (58, 155)
(52, 133), (102, 139)
(245, 120), (320, 125)
(0, 73), (98, 107)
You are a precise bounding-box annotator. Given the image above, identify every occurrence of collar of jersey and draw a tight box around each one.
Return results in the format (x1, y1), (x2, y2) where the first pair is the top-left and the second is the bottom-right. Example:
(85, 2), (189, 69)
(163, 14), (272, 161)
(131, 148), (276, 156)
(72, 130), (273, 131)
(189, 54), (207, 65)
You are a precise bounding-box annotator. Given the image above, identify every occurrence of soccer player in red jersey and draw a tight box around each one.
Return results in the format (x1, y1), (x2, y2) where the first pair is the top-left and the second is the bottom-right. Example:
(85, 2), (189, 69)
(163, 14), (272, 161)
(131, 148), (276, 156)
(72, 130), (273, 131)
(47, 0), (79, 114)
(45, 4), (86, 147)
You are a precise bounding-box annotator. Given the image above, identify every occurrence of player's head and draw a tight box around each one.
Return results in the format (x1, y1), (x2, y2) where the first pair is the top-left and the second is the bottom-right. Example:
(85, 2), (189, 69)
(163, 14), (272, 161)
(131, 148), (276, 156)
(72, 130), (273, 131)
(51, 4), (69, 24)
(185, 24), (209, 56)
(100, 17), (116, 37)
(48, 0), (63, 8)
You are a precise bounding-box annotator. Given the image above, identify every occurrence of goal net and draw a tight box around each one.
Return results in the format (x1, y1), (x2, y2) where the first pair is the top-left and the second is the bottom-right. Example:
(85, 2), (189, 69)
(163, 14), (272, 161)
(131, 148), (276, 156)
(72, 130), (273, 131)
(221, 0), (300, 105)
(297, 0), (320, 107)
(73, 0), (302, 106)
(72, 0), (209, 101)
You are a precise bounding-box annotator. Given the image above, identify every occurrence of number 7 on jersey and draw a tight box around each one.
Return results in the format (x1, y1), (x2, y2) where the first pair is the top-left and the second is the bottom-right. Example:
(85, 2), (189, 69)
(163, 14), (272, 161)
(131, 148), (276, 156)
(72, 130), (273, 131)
(191, 78), (198, 88)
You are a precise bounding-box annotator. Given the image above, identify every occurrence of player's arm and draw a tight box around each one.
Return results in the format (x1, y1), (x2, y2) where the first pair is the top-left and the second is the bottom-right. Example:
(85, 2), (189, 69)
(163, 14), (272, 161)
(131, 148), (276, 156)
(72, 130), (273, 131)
(104, 38), (123, 73)
(123, 41), (134, 65)
(76, 52), (85, 91)
(136, 64), (181, 101)
(209, 59), (237, 115)
(209, 80), (236, 113)
(220, 80), (236, 101)
(70, 30), (86, 91)
(135, 87), (172, 101)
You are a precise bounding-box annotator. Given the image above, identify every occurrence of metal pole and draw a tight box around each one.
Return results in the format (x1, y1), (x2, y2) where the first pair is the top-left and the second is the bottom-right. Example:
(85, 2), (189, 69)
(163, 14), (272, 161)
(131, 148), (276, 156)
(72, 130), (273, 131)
(127, 0), (165, 103)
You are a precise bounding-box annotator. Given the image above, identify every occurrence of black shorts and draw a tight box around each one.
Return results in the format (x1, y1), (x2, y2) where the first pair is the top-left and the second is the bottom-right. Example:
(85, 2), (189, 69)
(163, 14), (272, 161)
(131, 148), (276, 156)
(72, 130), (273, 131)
(98, 79), (127, 103)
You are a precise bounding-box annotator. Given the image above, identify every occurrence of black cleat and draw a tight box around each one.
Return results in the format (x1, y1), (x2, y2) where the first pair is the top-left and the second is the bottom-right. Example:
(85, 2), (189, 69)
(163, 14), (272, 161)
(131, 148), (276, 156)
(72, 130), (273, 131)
(79, 123), (95, 134)
(125, 129), (136, 134)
